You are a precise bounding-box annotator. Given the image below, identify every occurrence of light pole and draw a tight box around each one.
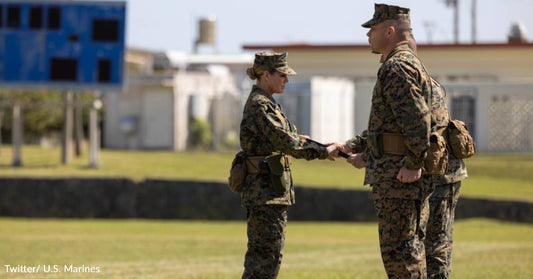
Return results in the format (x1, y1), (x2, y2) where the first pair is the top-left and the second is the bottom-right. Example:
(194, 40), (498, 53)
(443, 0), (459, 44)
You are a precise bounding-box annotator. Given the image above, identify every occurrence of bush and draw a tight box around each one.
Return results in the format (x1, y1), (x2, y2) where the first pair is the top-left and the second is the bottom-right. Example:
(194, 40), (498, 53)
(188, 118), (212, 150)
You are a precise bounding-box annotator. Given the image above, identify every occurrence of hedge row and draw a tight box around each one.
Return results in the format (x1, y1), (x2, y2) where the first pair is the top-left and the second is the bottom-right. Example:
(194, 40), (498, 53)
(0, 178), (531, 223)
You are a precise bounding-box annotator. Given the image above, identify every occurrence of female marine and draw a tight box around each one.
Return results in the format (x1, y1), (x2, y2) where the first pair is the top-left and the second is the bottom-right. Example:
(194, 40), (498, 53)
(239, 52), (338, 279)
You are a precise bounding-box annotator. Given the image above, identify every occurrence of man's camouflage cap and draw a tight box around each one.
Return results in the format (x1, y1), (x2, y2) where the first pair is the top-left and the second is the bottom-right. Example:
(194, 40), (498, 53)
(362, 3), (410, 28)
(254, 52), (296, 75)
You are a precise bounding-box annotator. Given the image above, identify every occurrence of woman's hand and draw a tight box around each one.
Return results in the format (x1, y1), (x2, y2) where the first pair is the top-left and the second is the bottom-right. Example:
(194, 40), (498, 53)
(325, 143), (340, 161)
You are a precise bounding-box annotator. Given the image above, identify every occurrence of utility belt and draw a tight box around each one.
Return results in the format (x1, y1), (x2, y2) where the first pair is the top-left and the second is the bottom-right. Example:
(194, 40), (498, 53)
(246, 154), (292, 174)
(367, 132), (408, 157)
(246, 156), (269, 174)
(246, 153), (292, 193)
(383, 133), (408, 155)
(367, 131), (448, 176)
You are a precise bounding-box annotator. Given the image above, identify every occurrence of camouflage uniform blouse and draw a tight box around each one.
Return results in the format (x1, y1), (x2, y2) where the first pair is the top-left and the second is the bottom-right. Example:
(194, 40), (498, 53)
(429, 78), (468, 185)
(240, 85), (328, 206)
(364, 44), (431, 185)
(348, 45), (468, 186)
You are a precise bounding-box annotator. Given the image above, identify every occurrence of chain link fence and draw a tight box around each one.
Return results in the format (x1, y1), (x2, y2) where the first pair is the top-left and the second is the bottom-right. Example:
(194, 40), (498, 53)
(489, 94), (533, 151)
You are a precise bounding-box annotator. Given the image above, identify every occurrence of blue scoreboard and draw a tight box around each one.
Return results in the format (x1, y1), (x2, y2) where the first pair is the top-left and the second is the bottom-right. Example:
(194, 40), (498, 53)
(0, 0), (126, 91)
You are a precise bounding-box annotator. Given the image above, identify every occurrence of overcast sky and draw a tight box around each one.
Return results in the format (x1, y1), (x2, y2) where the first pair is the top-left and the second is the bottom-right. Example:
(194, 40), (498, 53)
(119, 0), (533, 53)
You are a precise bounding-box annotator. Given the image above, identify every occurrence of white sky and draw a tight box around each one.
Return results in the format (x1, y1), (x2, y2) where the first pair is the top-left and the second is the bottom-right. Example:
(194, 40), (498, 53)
(119, 0), (533, 53)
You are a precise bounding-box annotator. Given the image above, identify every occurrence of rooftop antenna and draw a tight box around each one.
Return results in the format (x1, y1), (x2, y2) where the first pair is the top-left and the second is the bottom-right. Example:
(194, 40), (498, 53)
(424, 21), (436, 44)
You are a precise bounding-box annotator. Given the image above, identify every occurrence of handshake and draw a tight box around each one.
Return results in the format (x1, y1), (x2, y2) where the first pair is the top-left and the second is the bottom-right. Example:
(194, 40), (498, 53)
(325, 142), (366, 169)
(301, 136), (366, 169)
(316, 137), (422, 183)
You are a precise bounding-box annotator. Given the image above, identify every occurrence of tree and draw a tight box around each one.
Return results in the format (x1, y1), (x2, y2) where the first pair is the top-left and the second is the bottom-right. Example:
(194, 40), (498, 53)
(0, 90), (96, 144)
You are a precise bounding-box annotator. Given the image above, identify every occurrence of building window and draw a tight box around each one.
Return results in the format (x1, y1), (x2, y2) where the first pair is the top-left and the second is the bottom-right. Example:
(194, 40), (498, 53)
(0, 6), (3, 28)
(47, 7), (61, 30)
(7, 5), (20, 29)
(92, 19), (119, 42)
(50, 58), (78, 81)
(30, 6), (43, 29)
(68, 34), (79, 42)
(97, 59), (111, 82)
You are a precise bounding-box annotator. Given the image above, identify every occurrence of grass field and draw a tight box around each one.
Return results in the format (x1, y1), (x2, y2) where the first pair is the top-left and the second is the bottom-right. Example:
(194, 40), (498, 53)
(0, 147), (531, 278)
(0, 218), (531, 279)
(0, 145), (532, 202)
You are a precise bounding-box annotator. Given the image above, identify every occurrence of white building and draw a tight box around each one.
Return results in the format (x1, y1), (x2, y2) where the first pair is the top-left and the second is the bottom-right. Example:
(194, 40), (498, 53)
(104, 50), (251, 150)
(277, 76), (355, 144)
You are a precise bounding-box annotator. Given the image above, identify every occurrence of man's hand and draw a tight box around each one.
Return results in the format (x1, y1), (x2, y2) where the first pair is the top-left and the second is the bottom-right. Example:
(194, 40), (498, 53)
(347, 153), (366, 169)
(337, 143), (352, 154)
(325, 143), (340, 161)
(396, 167), (422, 183)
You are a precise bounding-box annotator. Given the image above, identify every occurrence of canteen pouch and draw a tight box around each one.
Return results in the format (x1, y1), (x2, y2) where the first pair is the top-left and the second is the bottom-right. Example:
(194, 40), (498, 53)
(265, 154), (291, 193)
(228, 151), (247, 193)
(424, 132), (448, 175)
(367, 132), (383, 159)
(447, 119), (476, 159)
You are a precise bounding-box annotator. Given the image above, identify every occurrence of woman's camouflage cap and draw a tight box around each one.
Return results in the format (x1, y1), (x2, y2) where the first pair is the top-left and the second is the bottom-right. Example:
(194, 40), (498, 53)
(253, 52), (296, 75)
(362, 3), (410, 28)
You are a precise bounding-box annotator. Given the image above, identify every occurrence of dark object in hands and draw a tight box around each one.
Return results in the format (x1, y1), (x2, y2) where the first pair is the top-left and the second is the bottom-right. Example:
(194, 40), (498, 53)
(304, 138), (349, 159)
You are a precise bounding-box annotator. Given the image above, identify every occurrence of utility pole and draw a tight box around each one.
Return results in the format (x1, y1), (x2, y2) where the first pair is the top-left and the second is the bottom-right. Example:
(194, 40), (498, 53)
(12, 103), (23, 166)
(424, 21), (436, 44)
(61, 91), (73, 165)
(0, 110), (3, 157)
(443, 0), (459, 44)
(73, 93), (84, 157)
(89, 95), (102, 168)
(452, 0), (459, 44)
(471, 0), (477, 43)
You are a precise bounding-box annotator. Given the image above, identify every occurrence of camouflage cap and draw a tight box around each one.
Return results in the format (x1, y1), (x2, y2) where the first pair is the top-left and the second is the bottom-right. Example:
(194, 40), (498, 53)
(254, 52), (296, 75)
(362, 3), (410, 28)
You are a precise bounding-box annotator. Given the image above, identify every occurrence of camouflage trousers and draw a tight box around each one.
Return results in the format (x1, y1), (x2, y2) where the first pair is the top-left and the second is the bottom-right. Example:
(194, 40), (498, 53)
(425, 182), (461, 279)
(242, 204), (288, 279)
(372, 180), (432, 279)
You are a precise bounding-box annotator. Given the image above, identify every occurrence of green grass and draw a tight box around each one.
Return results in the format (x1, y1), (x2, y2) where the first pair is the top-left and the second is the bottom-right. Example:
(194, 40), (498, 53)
(0, 147), (531, 278)
(0, 145), (233, 182)
(0, 145), (532, 201)
(0, 218), (531, 279)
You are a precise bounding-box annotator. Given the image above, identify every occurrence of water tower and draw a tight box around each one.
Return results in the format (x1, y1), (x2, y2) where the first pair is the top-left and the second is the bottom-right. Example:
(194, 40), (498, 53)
(194, 16), (217, 54)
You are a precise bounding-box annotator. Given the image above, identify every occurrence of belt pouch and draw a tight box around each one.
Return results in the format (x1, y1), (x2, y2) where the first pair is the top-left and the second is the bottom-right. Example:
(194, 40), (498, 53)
(265, 154), (290, 193)
(367, 132), (384, 159)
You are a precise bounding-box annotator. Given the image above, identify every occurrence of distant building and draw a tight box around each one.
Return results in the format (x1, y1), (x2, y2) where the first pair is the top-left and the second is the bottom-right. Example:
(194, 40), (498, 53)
(278, 77), (355, 144)
(243, 42), (533, 152)
(104, 49), (252, 150)
(105, 48), (360, 151)
(107, 42), (533, 152)
(0, 0), (126, 91)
